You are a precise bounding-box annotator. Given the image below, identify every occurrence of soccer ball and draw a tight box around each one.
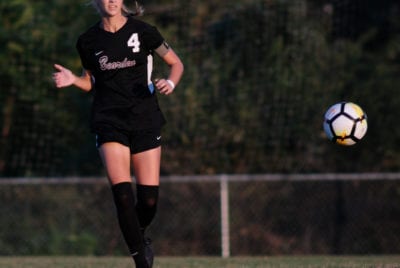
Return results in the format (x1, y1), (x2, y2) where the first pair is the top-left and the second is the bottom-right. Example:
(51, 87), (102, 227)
(323, 102), (368, 146)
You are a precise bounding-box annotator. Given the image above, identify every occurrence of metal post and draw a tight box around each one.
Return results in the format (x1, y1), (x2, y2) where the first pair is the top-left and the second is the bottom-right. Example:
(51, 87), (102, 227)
(220, 175), (230, 257)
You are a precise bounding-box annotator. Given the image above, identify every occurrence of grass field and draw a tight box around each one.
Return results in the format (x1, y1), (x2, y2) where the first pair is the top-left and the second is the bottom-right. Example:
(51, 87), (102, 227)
(0, 256), (400, 268)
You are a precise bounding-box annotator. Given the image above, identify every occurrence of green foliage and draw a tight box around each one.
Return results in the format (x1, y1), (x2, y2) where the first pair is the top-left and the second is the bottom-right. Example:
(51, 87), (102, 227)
(1, 0), (400, 176)
(160, 0), (400, 174)
(0, 0), (100, 176)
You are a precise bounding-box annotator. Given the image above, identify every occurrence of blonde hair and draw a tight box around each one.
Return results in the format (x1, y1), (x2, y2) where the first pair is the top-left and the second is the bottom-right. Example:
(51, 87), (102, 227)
(91, 1), (144, 16)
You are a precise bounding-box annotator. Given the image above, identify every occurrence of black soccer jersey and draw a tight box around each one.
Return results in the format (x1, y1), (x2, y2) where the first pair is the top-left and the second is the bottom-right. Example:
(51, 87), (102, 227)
(76, 16), (166, 132)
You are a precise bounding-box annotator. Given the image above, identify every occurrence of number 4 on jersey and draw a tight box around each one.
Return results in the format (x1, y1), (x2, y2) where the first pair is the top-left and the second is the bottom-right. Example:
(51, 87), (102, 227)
(127, 33), (140, 53)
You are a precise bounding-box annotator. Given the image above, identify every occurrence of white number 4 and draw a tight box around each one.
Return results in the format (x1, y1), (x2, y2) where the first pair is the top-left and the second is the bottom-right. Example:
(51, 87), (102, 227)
(127, 33), (140, 53)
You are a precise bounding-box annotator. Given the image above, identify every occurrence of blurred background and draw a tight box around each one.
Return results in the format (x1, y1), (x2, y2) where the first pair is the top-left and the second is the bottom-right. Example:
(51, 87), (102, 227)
(1, 0), (400, 257)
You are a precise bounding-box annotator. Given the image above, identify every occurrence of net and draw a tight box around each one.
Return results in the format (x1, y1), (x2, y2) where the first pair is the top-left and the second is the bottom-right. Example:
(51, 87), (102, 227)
(1, 0), (399, 176)
(1, 174), (400, 256)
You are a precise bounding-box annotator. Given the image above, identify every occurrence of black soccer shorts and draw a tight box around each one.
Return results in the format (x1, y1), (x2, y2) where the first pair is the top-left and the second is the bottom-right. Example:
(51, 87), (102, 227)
(95, 126), (162, 154)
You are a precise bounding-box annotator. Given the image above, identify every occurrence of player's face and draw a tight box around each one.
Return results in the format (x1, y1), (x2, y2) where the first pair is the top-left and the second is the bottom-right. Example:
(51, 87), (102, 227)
(98, 0), (124, 17)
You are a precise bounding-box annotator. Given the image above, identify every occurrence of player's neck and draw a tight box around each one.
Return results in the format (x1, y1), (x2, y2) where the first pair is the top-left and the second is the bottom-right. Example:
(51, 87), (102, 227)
(101, 15), (127, 33)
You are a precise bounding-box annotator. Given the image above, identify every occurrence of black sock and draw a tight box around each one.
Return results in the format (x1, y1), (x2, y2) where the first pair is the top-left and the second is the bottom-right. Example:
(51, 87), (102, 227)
(136, 184), (159, 231)
(111, 182), (148, 267)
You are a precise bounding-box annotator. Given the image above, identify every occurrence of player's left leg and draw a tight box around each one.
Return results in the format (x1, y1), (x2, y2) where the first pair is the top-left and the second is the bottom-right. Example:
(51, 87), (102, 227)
(132, 146), (161, 227)
(132, 146), (161, 268)
(132, 146), (161, 186)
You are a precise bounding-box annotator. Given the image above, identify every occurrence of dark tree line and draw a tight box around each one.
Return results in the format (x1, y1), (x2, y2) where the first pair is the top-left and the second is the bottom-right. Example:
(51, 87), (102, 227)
(1, 0), (399, 177)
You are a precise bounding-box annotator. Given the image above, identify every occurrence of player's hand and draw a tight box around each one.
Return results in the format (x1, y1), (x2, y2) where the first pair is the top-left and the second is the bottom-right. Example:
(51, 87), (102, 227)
(154, 78), (175, 95)
(52, 64), (76, 88)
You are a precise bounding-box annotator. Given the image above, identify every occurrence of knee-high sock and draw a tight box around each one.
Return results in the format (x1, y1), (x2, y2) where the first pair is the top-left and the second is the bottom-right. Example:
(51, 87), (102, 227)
(136, 184), (159, 231)
(112, 182), (147, 267)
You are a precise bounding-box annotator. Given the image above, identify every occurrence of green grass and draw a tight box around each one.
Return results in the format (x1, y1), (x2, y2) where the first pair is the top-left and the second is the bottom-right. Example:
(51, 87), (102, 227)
(0, 256), (399, 268)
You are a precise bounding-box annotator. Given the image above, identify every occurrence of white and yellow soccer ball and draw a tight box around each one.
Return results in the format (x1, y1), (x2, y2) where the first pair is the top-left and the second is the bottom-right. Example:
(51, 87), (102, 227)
(323, 102), (368, 146)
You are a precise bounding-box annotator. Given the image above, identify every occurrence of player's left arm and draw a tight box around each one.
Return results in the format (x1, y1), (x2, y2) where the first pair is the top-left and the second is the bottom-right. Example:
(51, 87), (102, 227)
(154, 45), (184, 95)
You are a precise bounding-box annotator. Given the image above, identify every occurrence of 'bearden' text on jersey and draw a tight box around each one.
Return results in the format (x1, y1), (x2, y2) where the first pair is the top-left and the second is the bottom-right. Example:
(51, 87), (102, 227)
(99, 56), (136, 71)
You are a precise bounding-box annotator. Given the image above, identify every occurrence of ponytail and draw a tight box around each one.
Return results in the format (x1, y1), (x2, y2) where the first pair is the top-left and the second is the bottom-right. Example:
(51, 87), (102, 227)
(123, 1), (144, 17)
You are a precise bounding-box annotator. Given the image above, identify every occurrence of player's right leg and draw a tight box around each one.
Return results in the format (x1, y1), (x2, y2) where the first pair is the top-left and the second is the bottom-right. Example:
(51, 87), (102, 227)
(98, 142), (149, 268)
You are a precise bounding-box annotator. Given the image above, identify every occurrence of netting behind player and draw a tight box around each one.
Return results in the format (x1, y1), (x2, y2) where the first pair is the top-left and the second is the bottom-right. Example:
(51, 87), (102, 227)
(1, 175), (400, 255)
(1, 0), (399, 175)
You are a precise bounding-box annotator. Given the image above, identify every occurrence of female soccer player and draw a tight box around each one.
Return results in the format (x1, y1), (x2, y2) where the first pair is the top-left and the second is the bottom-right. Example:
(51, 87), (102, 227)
(52, 0), (184, 267)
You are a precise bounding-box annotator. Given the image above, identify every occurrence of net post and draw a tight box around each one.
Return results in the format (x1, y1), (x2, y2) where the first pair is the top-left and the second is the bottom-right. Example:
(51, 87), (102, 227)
(220, 174), (230, 258)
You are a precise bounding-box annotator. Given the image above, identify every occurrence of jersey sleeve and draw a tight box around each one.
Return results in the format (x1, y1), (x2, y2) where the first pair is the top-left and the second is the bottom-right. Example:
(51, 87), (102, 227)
(76, 36), (93, 71)
(142, 25), (165, 52)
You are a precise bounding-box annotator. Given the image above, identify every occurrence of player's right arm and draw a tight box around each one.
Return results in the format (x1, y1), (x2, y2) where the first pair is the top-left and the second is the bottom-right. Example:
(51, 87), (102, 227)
(53, 64), (92, 92)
